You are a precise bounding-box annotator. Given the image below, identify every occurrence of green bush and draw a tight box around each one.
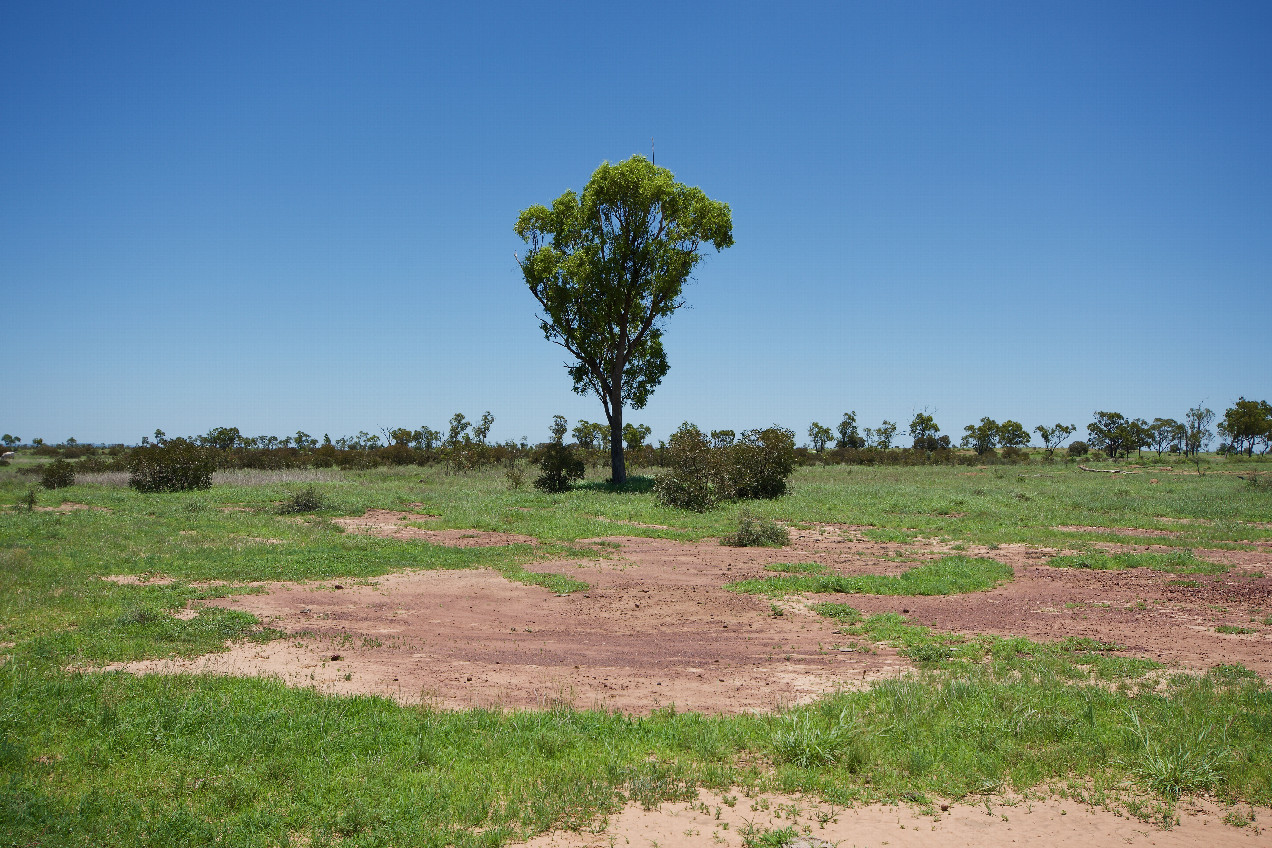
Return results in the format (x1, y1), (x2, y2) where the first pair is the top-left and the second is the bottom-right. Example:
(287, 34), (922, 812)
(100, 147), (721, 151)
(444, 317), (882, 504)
(278, 485), (325, 514)
(128, 438), (215, 493)
(533, 443), (584, 493)
(655, 424), (796, 511)
(1068, 440), (1090, 458)
(653, 424), (723, 511)
(721, 512), (790, 547)
(39, 459), (76, 489)
(725, 426), (796, 500)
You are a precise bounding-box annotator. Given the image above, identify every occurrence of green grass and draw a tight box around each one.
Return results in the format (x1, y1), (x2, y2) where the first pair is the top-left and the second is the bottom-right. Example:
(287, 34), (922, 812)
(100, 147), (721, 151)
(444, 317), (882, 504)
(726, 556), (1013, 597)
(1047, 550), (1228, 574)
(3, 458), (1272, 843)
(764, 562), (828, 575)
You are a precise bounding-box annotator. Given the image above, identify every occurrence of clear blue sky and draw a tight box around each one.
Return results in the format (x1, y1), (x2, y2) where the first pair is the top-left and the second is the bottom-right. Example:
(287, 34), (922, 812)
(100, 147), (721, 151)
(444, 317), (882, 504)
(3, 2), (1269, 446)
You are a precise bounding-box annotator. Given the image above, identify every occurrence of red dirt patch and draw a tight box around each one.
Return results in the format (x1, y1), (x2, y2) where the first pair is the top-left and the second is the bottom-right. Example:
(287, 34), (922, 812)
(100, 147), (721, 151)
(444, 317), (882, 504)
(105, 528), (1272, 711)
(332, 509), (537, 547)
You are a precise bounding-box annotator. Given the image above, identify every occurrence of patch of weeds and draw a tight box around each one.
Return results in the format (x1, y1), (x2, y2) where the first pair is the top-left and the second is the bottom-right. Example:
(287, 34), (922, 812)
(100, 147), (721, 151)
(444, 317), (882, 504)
(1224, 807), (1257, 828)
(769, 604), (784, 617)
(1167, 579), (1201, 588)
(18, 487), (38, 510)
(902, 641), (952, 665)
(811, 602), (862, 624)
(764, 562), (827, 575)
(727, 556), (1012, 597)
(1057, 636), (1121, 652)
(771, 710), (862, 770)
(862, 527), (919, 544)
(1216, 624), (1255, 635)
(740, 824), (799, 848)
(1208, 664), (1261, 685)
(722, 513), (790, 547)
(617, 761), (696, 811)
(277, 485), (326, 514)
(1047, 550), (1227, 574)
(1123, 710), (1229, 800)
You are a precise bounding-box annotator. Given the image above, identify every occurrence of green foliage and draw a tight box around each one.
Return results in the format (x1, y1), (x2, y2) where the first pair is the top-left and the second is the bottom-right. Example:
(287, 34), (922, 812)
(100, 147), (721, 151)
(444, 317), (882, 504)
(1124, 710), (1228, 799)
(726, 427), (796, 500)
(128, 438), (216, 492)
(39, 459), (75, 490)
(807, 421), (833, 451)
(721, 513), (790, 547)
(516, 154), (733, 484)
(654, 423), (724, 511)
(836, 411), (864, 450)
(18, 487), (38, 510)
(1067, 440), (1090, 457)
(728, 556), (1013, 596)
(771, 711), (861, 769)
(1047, 550), (1226, 574)
(277, 485), (326, 514)
(534, 442), (585, 493)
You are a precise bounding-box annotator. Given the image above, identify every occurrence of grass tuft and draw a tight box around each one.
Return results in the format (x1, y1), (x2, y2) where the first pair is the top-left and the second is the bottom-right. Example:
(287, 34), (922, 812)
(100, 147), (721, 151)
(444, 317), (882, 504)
(728, 556), (1012, 597)
(1047, 550), (1227, 574)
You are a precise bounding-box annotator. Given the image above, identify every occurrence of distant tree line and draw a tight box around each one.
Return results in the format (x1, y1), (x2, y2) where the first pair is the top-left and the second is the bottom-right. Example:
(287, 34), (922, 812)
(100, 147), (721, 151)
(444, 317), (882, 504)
(5, 397), (1270, 485)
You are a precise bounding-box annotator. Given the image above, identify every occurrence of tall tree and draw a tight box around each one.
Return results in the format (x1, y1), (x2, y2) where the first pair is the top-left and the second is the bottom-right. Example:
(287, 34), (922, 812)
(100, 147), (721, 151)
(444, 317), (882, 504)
(1034, 423), (1076, 459)
(807, 422), (833, 451)
(516, 155), (733, 484)
(1184, 405), (1214, 458)
(1220, 398), (1272, 456)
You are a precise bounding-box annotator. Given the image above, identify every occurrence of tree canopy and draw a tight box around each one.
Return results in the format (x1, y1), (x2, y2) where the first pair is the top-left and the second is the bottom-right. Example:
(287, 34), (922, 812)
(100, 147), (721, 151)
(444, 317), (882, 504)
(515, 155), (733, 484)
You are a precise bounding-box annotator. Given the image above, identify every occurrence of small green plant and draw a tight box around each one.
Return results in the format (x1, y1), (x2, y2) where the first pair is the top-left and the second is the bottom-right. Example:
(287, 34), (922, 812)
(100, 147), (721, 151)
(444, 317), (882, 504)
(722, 512), (790, 547)
(1215, 624), (1255, 635)
(1123, 710), (1228, 799)
(533, 442), (584, 493)
(18, 487), (38, 510)
(771, 710), (861, 769)
(740, 824), (798, 848)
(765, 562), (826, 574)
(504, 459), (527, 490)
(278, 485), (326, 514)
(40, 458), (76, 489)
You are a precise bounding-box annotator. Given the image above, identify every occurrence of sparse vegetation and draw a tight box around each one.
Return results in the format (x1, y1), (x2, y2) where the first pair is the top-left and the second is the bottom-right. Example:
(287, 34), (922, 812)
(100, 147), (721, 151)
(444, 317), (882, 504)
(39, 458), (75, 489)
(721, 512), (790, 547)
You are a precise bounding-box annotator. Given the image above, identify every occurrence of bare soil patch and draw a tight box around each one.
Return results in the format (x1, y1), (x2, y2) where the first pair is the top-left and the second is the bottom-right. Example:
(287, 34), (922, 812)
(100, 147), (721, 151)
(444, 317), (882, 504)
(332, 509), (538, 547)
(516, 788), (1272, 848)
(32, 502), (111, 514)
(106, 521), (1272, 710)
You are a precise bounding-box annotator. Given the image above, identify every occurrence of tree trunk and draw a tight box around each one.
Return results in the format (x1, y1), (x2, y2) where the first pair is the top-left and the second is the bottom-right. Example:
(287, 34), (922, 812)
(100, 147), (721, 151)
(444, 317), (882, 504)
(608, 404), (625, 485)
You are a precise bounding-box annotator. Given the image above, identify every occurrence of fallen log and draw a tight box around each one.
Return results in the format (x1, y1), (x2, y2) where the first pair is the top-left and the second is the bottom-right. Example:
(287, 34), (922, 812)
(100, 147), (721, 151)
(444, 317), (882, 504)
(1078, 464), (1138, 474)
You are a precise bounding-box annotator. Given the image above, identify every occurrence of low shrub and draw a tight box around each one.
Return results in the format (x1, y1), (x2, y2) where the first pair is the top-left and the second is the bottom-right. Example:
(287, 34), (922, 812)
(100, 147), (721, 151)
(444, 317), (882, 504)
(40, 459), (76, 489)
(128, 438), (215, 493)
(533, 443), (584, 493)
(278, 485), (326, 514)
(1068, 440), (1090, 458)
(725, 426), (796, 500)
(653, 424), (722, 511)
(721, 512), (790, 547)
(655, 424), (796, 511)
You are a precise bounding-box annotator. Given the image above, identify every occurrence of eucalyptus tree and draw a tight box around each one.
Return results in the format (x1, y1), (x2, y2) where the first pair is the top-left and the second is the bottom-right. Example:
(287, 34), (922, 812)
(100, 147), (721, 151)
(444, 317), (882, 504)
(516, 155), (733, 484)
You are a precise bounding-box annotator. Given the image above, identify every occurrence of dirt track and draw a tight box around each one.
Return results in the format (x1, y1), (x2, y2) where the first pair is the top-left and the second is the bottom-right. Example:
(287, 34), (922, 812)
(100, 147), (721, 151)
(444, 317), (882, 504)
(107, 519), (1272, 712)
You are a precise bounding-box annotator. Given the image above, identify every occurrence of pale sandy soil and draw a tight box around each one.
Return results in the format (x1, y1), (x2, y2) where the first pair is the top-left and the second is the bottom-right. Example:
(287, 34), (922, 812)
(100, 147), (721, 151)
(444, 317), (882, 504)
(515, 789), (1272, 848)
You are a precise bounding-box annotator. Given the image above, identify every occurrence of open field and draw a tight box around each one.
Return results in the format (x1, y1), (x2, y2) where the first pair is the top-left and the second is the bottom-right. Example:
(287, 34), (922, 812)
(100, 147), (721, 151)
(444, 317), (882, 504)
(3, 459), (1272, 846)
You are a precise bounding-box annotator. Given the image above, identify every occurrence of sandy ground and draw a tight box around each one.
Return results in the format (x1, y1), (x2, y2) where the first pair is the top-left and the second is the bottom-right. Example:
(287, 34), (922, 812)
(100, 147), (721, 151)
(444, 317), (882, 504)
(104, 518), (1272, 710)
(515, 788), (1272, 848)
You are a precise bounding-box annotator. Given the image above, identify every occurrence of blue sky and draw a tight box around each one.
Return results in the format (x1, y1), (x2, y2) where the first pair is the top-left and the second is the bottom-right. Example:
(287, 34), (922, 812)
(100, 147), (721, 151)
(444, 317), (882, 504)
(2, 2), (1269, 447)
